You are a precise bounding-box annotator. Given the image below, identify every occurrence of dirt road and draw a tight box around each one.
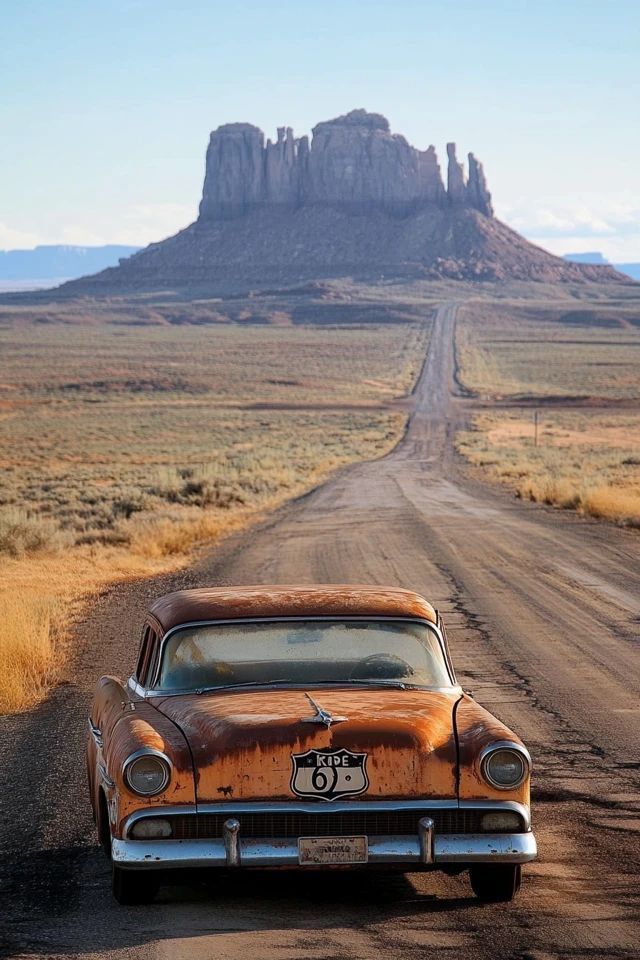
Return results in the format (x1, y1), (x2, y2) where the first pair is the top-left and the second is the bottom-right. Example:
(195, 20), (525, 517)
(2, 301), (639, 959)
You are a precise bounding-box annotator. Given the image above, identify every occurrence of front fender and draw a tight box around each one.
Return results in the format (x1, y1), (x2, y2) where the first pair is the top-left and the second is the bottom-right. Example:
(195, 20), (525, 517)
(105, 705), (197, 836)
(454, 695), (530, 806)
(88, 677), (196, 838)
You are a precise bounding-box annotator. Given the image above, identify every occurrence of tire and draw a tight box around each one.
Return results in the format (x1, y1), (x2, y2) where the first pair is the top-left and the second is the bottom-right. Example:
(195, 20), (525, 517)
(111, 864), (160, 905)
(469, 864), (522, 902)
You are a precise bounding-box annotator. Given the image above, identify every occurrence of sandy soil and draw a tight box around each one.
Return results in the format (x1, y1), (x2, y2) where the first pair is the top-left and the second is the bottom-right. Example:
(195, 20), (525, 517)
(482, 416), (640, 449)
(1, 302), (639, 959)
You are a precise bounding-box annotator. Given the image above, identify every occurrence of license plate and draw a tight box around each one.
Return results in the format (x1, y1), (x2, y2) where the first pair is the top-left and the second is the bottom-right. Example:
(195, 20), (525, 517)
(298, 836), (368, 865)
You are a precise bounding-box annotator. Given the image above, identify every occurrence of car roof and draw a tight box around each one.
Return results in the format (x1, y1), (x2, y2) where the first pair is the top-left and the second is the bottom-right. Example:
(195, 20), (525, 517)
(148, 584), (437, 634)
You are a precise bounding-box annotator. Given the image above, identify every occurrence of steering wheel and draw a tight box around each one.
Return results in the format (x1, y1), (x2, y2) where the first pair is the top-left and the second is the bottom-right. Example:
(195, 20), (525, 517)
(349, 653), (415, 681)
(165, 659), (235, 689)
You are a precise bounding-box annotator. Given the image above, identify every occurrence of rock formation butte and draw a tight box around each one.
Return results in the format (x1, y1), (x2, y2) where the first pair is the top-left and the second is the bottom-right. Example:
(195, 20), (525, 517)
(198, 110), (476, 219)
(62, 109), (623, 294)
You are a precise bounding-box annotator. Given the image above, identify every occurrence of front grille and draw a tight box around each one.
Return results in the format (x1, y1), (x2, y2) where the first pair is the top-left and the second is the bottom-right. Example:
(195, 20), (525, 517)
(153, 808), (518, 840)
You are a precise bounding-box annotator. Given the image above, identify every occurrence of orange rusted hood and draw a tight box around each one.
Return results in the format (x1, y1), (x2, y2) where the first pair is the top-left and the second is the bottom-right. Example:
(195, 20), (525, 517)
(154, 687), (459, 802)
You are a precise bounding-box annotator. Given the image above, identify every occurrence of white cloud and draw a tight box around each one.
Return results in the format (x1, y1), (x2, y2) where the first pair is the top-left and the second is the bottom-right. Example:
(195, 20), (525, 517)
(0, 203), (196, 251)
(498, 202), (617, 237)
(56, 225), (112, 246)
(117, 203), (197, 246)
(496, 197), (640, 261)
(0, 222), (42, 251)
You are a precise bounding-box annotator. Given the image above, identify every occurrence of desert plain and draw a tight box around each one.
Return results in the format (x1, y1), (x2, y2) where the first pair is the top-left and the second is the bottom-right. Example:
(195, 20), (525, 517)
(0, 278), (639, 959)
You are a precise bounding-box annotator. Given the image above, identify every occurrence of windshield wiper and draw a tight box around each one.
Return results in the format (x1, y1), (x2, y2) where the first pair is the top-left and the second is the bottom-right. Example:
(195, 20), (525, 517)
(194, 678), (408, 694)
(307, 678), (407, 689)
(195, 679), (291, 694)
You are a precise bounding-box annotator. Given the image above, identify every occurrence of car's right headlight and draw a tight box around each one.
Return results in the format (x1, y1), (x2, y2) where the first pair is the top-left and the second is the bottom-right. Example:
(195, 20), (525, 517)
(480, 742), (530, 790)
(123, 750), (171, 796)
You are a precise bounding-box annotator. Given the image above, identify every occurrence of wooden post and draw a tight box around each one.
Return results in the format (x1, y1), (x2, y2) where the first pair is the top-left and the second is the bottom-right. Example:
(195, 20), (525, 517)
(534, 410), (539, 448)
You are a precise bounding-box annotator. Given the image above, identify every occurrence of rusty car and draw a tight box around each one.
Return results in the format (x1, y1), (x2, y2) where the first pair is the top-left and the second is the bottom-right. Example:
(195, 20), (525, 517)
(86, 584), (536, 904)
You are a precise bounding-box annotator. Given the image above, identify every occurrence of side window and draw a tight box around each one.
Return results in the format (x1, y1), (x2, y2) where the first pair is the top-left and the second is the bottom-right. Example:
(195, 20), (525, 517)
(135, 625), (153, 682)
(145, 633), (161, 687)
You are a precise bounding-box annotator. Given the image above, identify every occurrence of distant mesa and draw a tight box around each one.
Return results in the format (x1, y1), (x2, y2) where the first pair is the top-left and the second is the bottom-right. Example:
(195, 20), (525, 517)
(0, 244), (141, 287)
(53, 109), (626, 295)
(563, 251), (611, 265)
(611, 263), (640, 281)
(563, 251), (640, 281)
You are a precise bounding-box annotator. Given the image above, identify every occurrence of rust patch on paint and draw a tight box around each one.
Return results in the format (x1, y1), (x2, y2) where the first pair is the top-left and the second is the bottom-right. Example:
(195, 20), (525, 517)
(156, 687), (459, 802)
(148, 584), (437, 633)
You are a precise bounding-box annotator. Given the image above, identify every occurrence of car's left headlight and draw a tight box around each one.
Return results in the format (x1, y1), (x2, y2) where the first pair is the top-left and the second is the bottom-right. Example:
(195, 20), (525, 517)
(123, 750), (171, 796)
(480, 742), (530, 790)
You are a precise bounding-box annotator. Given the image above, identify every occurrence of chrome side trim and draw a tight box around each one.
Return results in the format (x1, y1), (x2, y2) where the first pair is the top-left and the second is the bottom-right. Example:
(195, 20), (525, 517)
(87, 717), (103, 749)
(478, 741), (532, 791)
(111, 831), (537, 870)
(127, 677), (146, 699)
(145, 616), (454, 692)
(98, 762), (115, 791)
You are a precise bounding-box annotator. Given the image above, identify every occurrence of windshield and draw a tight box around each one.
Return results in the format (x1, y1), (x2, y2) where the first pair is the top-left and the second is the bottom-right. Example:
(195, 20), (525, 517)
(156, 618), (452, 691)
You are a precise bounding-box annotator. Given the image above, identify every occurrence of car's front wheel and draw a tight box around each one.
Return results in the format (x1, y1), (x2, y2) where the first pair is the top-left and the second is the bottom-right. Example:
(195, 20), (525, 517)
(469, 864), (522, 902)
(111, 865), (160, 905)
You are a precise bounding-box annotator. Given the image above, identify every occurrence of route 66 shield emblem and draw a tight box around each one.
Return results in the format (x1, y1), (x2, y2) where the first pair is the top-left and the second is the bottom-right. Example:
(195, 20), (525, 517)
(290, 748), (369, 801)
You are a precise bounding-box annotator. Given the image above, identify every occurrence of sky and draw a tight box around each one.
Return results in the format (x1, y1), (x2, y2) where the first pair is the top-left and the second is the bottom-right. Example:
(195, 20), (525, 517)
(1, 0), (639, 261)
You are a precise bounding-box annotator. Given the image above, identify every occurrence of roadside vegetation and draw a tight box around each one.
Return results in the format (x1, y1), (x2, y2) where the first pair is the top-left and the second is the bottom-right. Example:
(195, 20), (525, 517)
(457, 411), (640, 526)
(455, 299), (640, 526)
(0, 315), (429, 713)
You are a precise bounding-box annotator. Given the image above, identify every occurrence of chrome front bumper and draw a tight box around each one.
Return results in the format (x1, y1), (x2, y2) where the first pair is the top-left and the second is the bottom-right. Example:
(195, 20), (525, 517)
(112, 832), (537, 870)
(113, 807), (537, 871)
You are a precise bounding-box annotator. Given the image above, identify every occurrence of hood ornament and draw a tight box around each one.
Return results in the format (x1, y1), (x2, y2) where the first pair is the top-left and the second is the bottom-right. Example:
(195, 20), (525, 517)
(301, 693), (347, 728)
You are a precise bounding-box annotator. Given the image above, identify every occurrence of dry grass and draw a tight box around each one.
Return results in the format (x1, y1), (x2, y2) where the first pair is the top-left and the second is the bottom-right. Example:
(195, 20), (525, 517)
(0, 313), (428, 713)
(0, 593), (64, 713)
(457, 411), (640, 526)
(128, 505), (258, 559)
(0, 322), (427, 542)
(580, 487), (640, 524)
(0, 541), (195, 713)
(456, 301), (640, 400)
(0, 508), (70, 556)
(455, 297), (640, 526)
